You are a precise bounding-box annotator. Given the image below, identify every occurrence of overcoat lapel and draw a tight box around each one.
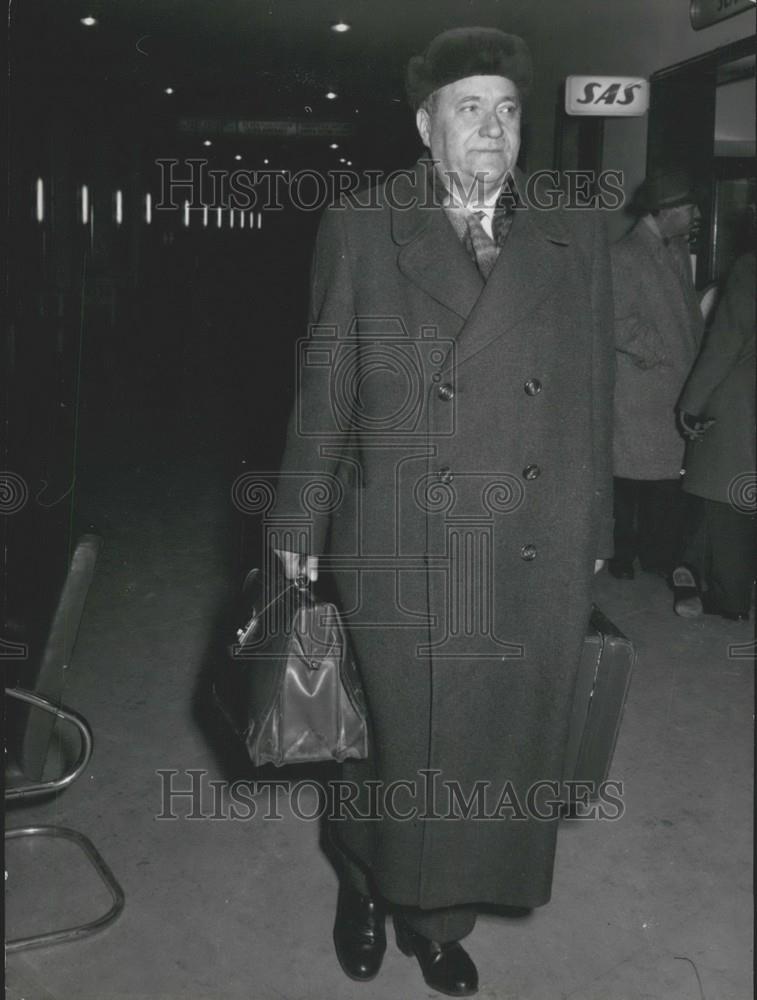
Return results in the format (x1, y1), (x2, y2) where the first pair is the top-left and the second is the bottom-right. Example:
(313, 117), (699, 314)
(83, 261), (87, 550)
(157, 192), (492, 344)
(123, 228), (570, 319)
(636, 223), (701, 353)
(392, 174), (484, 322)
(390, 160), (572, 371)
(449, 204), (570, 370)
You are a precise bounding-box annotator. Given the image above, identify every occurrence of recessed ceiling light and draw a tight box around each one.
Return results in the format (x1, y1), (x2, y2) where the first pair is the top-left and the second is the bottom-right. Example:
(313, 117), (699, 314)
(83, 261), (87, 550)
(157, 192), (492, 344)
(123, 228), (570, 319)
(263, 158), (269, 165)
(330, 21), (351, 33)
(203, 140), (212, 147)
(164, 87), (175, 95)
(338, 157), (346, 163)
(347, 160), (353, 166)
(325, 91), (338, 100)
(80, 16), (97, 27)
(329, 143), (339, 150)
(234, 154), (242, 161)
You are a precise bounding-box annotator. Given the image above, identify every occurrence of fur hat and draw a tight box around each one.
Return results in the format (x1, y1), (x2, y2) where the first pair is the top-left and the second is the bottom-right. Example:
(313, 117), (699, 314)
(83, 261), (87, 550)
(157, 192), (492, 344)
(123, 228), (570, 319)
(406, 27), (533, 110)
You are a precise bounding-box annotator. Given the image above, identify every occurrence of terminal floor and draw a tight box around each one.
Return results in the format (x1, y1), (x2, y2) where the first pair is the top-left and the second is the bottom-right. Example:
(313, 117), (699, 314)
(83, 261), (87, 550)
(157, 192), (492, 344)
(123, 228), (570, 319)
(6, 402), (753, 1000)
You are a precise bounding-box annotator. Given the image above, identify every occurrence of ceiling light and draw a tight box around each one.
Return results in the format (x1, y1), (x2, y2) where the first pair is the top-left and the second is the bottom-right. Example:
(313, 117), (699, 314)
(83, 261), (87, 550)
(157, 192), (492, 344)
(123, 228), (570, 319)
(80, 16), (97, 27)
(331, 21), (351, 33)
(329, 143), (339, 150)
(263, 158), (269, 165)
(203, 140), (212, 147)
(347, 160), (353, 166)
(338, 157), (346, 163)
(325, 91), (338, 100)
(235, 154), (242, 161)
(164, 87), (174, 95)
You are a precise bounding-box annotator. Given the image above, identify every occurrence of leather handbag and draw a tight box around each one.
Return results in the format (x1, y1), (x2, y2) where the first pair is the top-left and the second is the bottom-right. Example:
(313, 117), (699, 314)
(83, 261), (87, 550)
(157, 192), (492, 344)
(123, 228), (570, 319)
(213, 566), (369, 767)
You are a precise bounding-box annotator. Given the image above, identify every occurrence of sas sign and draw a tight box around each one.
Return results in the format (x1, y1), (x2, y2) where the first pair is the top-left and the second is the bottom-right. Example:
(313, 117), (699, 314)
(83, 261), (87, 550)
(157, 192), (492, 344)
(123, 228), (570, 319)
(565, 76), (649, 117)
(691, 0), (756, 31)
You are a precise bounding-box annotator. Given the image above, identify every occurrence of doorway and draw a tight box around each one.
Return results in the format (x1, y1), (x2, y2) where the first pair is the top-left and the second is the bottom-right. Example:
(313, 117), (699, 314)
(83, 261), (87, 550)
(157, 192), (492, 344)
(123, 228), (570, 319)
(647, 35), (755, 288)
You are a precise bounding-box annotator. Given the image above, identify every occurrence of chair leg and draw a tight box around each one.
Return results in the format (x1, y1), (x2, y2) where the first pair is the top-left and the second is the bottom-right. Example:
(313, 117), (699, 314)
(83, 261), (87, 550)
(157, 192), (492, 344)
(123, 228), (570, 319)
(5, 825), (125, 952)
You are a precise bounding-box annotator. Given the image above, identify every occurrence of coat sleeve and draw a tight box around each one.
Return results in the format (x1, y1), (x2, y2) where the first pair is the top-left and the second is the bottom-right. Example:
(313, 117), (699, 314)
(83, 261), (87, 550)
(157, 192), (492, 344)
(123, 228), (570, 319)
(269, 205), (357, 556)
(591, 212), (616, 560)
(611, 242), (666, 370)
(678, 254), (755, 416)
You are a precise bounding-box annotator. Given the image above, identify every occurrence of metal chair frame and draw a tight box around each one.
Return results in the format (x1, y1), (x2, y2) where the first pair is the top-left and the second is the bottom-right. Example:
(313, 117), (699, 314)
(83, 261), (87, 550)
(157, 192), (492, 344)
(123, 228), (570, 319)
(5, 687), (126, 952)
(5, 534), (125, 953)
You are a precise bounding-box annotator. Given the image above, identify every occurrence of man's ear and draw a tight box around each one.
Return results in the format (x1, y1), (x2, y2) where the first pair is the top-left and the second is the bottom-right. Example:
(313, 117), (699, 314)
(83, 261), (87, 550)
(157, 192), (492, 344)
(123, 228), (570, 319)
(416, 107), (431, 148)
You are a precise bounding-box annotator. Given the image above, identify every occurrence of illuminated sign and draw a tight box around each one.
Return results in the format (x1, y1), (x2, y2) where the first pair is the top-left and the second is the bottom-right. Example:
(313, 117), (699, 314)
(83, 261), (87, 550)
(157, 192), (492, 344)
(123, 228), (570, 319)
(565, 76), (649, 117)
(178, 118), (355, 137)
(690, 0), (756, 30)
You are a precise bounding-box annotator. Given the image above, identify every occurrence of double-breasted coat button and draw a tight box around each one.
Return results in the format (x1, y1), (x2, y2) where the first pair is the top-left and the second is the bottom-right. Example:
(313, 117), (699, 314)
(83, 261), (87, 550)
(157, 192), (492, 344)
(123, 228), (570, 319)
(438, 467), (454, 484)
(437, 383), (455, 401)
(523, 464), (541, 481)
(524, 378), (542, 396)
(520, 544), (537, 561)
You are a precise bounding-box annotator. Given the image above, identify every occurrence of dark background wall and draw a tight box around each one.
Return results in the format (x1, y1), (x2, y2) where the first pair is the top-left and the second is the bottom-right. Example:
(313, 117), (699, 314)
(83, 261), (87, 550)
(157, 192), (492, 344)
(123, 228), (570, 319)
(3, 0), (755, 675)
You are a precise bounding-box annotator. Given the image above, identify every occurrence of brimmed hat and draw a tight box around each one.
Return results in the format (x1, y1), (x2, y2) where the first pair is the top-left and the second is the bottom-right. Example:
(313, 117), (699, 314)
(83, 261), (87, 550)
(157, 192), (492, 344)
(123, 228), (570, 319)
(633, 170), (700, 213)
(406, 27), (533, 110)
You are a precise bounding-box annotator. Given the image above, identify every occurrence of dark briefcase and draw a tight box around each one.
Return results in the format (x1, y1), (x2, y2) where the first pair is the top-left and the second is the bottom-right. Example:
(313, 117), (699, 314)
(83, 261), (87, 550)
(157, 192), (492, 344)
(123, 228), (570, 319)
(563, 606), (635, 794)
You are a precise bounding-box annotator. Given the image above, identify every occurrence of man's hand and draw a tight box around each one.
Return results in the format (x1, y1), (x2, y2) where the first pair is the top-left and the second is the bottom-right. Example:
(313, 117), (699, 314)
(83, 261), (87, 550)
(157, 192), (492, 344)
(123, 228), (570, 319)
(678, 410), (715, 442)
(594, 559), (605, 574)
(274, 549), (319, 582)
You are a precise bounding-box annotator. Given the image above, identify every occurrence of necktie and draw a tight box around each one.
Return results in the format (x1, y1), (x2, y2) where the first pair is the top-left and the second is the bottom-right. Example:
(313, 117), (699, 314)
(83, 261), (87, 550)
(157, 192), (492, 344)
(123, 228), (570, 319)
(464, 210), (499, 279)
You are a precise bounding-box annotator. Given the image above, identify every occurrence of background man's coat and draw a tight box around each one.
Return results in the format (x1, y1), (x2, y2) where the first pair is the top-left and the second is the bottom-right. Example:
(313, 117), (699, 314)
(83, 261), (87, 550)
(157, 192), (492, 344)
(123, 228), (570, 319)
(611, 220), (703, 479)
(679, 252), (756, 505)
(272, 160), (614, 910)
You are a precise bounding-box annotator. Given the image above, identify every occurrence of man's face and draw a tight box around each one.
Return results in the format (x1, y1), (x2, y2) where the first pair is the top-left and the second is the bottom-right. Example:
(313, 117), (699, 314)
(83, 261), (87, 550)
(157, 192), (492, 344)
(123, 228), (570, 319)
(656, 202), (699, 239)
(416, 74), (522, 202)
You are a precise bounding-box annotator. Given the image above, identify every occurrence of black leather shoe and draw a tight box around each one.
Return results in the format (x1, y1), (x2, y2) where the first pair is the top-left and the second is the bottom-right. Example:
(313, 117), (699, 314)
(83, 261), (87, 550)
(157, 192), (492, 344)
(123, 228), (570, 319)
(393, 914), (478, 997)
(608, 558), (634, 580)
(333, 884), (386, 981)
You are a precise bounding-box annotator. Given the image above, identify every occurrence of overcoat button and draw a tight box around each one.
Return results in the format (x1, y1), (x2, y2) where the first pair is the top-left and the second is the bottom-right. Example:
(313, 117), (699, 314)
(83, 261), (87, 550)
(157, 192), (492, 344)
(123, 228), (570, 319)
(523, 464), (541, 480)
(438, 383), (455, 401)
(524, 378), (542, 396)
(439, 467), (454, 484)
(520, 544), (537, 561)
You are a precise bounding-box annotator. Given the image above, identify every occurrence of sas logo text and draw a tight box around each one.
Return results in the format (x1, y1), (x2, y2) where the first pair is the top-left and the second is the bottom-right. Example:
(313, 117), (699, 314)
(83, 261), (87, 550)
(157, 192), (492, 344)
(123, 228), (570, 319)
(565, 76), (649, 117)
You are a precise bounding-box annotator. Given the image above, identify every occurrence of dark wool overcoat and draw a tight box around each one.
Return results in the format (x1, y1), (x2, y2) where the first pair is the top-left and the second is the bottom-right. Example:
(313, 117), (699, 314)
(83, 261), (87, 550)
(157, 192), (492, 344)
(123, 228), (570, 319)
(271, 158), (615, 910)
(611, 220), (703, 480)
(679, 253), (756, 505)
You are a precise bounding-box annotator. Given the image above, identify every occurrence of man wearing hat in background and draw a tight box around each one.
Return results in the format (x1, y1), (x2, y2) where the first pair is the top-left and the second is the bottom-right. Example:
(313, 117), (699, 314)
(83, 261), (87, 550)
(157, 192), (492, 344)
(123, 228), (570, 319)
(273, 26), (614, 996)
(609, 172), (704, 581)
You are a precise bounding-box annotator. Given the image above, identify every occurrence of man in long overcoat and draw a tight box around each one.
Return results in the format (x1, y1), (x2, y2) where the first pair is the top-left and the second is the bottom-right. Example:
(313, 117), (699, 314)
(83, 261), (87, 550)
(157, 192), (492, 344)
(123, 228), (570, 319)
(609, 173), (704, 580)
(271, 28), (614, 996)
(675, 250), (756, 619)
